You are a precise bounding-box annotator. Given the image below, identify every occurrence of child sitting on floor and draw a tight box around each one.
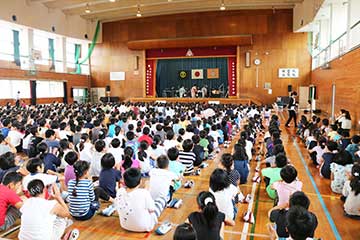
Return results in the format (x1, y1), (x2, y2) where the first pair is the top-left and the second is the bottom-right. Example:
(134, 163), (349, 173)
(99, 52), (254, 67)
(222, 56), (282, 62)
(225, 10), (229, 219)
(187, 191), (226, 240)
(342, 164), (360, 219)
(178, 139), (197, 175)
(319, 141), (338, 179)
(209, 168), (245, 226)
(121, 146), (140, 173)
(219, 153), (240, 186)
(90, 140), (106, 178)
(271, 165), (303, 207)
(64, 151), (78, 187)
(67, 161), (99, 221)
(167, 147), (185, 191)
(99, 153), (121, 216)
(149, 155), (178, 202)
(116, 168), (167, 232)
(0, 172), (23, 231)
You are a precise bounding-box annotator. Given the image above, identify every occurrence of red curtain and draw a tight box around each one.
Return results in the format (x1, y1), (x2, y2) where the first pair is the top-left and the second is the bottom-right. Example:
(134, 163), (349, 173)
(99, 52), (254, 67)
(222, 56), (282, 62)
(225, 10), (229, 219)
(146, 60), (155, 96)
(227, 57), (237, 96)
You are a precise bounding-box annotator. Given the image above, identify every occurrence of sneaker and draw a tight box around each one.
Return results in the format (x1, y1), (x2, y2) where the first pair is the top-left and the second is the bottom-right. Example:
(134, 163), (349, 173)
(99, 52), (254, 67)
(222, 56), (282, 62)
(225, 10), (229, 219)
(195, 169), (201, 176)
(243, 194), (252, 203)
(67, 229), (80, 240)
(200, 162), (209, 168)
(155, 222), (172, 235)
(255, 155), (261, 161)
(255, 166), (260, 172)
(174, 199), (183, 209)
(65, 218), (73, 228)
(102, 204), (116, 217)
(243, 211), (255, 224)
(184, 180), (194, 188)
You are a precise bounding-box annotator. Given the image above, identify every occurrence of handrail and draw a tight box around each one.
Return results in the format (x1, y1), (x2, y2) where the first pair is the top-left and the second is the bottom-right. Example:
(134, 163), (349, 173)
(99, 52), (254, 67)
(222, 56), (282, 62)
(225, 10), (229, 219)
(313, 19), (360, 58)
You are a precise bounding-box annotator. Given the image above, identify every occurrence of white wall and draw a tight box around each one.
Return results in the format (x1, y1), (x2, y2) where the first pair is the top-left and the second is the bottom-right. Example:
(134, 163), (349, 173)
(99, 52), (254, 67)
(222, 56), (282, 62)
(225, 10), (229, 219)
(0, 0), (101, 42)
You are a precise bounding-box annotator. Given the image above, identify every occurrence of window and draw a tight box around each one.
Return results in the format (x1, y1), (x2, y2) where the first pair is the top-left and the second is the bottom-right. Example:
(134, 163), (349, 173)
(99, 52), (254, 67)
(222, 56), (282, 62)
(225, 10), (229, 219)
(66, 40), (76, 70)
(33, 31), (50, 66)
(0, 80), (31, 99)
(36, 81), (64, 98)
(0, 26), (14, 61)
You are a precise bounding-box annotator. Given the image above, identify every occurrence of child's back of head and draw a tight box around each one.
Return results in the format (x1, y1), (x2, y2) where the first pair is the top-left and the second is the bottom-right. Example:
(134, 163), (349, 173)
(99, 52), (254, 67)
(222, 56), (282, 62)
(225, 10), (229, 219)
(182, 139), (194, 152)
(286, 206), (316, 240)
(123, 168), (141, 189)
(157, 155), (169, 169)
(101, 153), (115, 170)
(280, 165), (298, 183)
(95, 139), (106, 153)
(65, 151), (78, 166)
(167, 147), (179, 161)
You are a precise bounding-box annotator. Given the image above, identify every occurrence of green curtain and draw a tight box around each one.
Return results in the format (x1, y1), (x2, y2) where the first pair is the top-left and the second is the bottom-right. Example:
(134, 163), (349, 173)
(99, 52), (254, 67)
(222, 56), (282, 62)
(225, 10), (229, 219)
(73, 20), (100, 74)
(48, 38), (55, 70)
(13, 30), (21, 66)
(156, 58), (228, 97)
(74, 44), (82, 74)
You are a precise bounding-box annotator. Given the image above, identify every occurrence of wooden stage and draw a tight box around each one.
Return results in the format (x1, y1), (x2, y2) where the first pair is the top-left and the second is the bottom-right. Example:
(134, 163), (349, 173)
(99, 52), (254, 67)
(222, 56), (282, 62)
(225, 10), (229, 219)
(128, 97), (260, 105)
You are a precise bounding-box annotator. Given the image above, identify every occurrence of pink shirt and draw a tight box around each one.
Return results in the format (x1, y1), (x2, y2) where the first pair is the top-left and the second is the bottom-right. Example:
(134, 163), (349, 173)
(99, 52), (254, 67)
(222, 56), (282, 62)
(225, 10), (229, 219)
(120, 159), (141, 173)
(273, 180), (303, 207)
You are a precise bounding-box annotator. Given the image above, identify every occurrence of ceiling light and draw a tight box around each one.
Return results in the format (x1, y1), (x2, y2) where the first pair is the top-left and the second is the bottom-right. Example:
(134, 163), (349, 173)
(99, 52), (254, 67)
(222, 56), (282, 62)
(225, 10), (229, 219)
(136, 4), (142, 17)
(109, 0), (116, 2)
(220, 0), (225, 11)
(85, 4), (91, 13)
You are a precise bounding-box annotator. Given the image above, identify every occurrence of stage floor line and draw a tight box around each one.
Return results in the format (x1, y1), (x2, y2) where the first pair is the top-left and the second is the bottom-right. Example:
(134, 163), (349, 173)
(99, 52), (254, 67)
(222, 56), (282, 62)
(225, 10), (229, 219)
(128, 97), (258, 105)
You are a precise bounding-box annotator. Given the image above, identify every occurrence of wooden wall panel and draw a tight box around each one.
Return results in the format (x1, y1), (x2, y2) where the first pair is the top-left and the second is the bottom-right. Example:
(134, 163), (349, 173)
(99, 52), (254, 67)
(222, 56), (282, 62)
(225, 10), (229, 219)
(0, 68), (90, 104)
(311, 47), (360, 130)
(91, 9), (311, 103)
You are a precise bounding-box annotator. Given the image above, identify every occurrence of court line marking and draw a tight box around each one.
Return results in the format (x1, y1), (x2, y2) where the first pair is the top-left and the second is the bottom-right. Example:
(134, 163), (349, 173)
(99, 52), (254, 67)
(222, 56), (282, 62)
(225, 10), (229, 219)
(293, 138), (342, 240)
(250, 177), (262, 240)
(240, 161), (261, 240)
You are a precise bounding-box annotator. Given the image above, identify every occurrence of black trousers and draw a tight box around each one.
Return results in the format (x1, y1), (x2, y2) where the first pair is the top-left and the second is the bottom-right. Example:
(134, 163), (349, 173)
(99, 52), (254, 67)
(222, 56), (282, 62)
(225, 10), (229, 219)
(94, 186), (111, 201)
(285, 110), (297, 127)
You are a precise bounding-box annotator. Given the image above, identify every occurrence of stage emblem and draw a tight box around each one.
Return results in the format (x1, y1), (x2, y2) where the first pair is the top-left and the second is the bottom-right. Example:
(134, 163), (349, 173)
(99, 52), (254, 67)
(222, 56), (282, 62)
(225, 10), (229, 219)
(179, 71), (187, 79)
(207, 68), (219, 79)
(186, 49), (194, 57)
(191, 69), (204, 79)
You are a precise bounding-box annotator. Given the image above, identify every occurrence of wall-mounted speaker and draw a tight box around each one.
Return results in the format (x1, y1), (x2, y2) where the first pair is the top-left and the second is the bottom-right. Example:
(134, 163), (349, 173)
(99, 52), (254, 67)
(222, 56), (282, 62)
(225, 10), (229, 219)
(134, 56), (139, 70)
(288, 85), (292, 92)
(106, 85), (111, 92)
(12, 15), (17, 22)
(245, 52), (251, 68)
(51, 26), (56, 32)
(84, 34), (88, 39)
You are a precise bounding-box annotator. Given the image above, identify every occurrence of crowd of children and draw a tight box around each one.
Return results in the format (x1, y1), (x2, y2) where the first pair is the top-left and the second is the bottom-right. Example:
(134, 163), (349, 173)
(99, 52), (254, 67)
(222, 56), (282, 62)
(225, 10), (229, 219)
(0, 101), (358, 240)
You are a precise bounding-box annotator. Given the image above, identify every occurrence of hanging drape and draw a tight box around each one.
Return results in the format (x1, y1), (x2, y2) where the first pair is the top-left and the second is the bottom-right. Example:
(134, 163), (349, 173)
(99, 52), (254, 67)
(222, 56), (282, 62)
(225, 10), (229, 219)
(13, 30), (21, 66)
(74, 20), (101, 74)
(63, 82), (68, 104)
(155, 57), (228, 97)
(48, 38), (55, 70)
(74, 44), (82, 74)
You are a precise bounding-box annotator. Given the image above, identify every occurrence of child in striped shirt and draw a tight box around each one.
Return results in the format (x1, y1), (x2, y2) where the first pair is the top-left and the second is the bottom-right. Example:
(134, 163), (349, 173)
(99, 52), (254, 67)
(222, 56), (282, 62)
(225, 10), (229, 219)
(178, 139), (196, 175)
(67, 160), (99, 221)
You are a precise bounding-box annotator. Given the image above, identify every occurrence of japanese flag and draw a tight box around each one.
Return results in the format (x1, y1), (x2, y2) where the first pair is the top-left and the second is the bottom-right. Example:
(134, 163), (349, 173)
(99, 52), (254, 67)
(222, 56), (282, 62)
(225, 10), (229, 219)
(191, 69), (203, 79)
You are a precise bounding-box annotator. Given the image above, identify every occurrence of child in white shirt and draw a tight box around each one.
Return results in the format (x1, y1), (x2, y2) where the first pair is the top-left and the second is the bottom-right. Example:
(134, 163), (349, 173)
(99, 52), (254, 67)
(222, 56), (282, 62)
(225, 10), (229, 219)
(149, 155), (177, 201)
(115, 168), (167, 232)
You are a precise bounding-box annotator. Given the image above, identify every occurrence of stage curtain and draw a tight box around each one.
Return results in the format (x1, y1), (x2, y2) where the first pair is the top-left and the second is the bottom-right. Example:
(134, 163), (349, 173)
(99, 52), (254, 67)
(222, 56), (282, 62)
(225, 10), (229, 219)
(156, 58), (228, 97)
(13, 30), (21, 66)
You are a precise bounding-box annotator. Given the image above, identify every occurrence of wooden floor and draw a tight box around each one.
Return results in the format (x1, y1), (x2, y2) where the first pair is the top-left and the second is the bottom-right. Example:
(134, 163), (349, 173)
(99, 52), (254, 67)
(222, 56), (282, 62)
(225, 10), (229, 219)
(2, 112), (359, 240)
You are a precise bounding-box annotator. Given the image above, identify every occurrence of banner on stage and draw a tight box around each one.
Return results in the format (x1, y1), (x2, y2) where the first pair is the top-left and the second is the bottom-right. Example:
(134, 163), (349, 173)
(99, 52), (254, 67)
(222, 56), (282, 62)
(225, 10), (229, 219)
(191, 69), (203, 79)
(178, 70), (189, 79)
(207, 68), (219, 79)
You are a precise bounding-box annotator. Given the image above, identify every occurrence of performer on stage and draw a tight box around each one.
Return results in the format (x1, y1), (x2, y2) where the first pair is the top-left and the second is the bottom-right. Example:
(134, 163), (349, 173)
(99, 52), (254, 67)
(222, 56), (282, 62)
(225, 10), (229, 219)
(191, 84), (197, 98)
(201, 85), (208, 98)
(179, 86), (186, 98)
(285, 91), (298, 128)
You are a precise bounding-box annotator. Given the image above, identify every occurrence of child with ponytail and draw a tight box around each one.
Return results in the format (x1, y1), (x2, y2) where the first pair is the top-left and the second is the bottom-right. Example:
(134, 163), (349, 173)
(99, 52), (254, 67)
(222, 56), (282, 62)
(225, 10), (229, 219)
(342, 164), (360, 219)
(121, 146), (140, 174)
(67, 160), (99, 220)
(187, 191), (226, 240)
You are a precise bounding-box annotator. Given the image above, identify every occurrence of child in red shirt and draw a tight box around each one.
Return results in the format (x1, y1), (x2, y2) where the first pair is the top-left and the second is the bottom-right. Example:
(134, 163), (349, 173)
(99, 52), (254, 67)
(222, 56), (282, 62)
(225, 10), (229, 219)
(0, 172), (23, 231)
